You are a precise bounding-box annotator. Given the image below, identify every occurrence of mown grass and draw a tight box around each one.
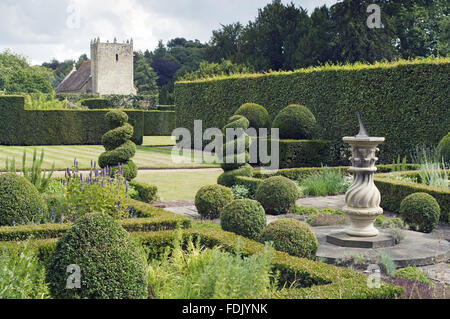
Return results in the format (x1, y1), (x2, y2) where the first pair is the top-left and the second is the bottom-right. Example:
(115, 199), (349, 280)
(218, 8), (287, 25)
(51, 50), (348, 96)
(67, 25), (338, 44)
(0, 137), (219, 171)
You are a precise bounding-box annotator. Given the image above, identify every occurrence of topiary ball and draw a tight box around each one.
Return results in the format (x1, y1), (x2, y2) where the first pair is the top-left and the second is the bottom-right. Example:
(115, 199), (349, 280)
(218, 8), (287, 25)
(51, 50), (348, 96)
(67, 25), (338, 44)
(260, 218), (318, 259)
(105, 109), (128, 128)
(255, 176), (300, 215)
(437, 132), (450, 164)
(217, 164), (253, 187)
(46, 213), (148, 299)
(195, 184), (234, 219)
(0, 173), (47, 226)
(234, 103), (269, 129)
(271, 104), (317, 139)
(220, 199), (266, 240)
(399, 192), (440, 233)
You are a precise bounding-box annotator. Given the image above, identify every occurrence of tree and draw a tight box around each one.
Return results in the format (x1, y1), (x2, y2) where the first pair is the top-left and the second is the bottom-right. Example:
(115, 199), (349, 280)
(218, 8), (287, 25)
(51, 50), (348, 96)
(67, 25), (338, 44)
(178, 59), (253, 81)
(133, 53), (158, 94)
(206, 23), (243, 63)
(329, 0), (398, 64)
(0, 50), (53, 93)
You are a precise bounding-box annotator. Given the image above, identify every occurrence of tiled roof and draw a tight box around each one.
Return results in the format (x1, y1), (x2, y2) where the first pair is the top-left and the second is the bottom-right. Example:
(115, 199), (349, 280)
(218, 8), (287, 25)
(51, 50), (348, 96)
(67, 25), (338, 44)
(56, 61), (91, 93)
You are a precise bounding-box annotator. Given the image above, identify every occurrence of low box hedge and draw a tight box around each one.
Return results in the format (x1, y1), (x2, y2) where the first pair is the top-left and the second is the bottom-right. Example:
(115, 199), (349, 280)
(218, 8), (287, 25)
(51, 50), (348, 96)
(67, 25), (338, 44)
(4, 222), (402, 298)
(80, 98), (112, 109)
(253, 164), (420, 181)
(374, 171), (450, 223)
(129, 181), (158, 203)
(0, 199), (190, 241)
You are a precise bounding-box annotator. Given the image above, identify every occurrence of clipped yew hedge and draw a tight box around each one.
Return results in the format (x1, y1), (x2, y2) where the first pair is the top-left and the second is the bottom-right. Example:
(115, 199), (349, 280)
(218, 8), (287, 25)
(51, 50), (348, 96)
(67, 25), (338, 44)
(175, 58), (450, 164)
(143, 110), (176, 136)
(0, 96), (176, 145)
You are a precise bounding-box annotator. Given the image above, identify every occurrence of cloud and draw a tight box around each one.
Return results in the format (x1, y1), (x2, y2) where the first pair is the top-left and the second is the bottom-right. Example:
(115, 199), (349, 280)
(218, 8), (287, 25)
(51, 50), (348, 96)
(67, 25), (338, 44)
(0, 0), (338, 65)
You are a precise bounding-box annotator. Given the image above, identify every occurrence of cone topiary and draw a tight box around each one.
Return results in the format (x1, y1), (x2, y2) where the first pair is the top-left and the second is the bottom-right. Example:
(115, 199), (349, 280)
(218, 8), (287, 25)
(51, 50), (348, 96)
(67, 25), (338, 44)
(272, 104), (317, 139)
(98, 110), (137, 180)
(217, 115), (253, 186)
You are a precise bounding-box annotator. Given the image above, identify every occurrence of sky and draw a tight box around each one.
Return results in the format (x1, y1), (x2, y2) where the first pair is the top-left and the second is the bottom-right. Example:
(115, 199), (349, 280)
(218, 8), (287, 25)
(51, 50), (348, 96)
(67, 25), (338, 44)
(0, 0), (339, 65)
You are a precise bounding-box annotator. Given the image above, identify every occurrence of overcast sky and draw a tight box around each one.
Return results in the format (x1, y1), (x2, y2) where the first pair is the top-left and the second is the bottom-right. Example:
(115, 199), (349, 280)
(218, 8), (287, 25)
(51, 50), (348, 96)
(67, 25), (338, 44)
(0, 0), (339, 65)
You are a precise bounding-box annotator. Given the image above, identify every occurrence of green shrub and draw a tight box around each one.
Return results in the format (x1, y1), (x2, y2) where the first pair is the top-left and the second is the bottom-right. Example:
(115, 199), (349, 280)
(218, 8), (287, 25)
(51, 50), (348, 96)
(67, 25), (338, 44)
(260, 218), (318, 259)
(230, 184), (251, 199)
(399, 192), (440, 233)
(234, 103), (269, 129)
(129, 180), (158, 203)
(375, 215), (406, 229)
(195, 184), (234, 219)
(0, 245), (49, 299)
(298, 167), (349, 196)
(46, 213), (148, 299)
(294, 205), (320, 216)
(80, 98), (112, 109)
(234, 175), (262, 198)
(437, 132), (450, 164)
(255, 176), (300, 214)
(220, 199), (266, 240)
(272, 104), (317, 140)
(175, 58), (450, 164)
(375, 172), (449, 223)
(217, 163), (253, 187)
(392, 267), (432, 287)
(148, 232), (276, 299)
(99, 110), (137, 180)
(222, 115), (249, 132)
(0, 173), (47, 226)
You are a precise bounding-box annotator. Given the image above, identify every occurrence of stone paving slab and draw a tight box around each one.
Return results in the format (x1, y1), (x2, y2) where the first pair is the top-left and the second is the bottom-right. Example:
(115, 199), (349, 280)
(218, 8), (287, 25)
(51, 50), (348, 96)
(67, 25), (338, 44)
(417, 263), (450, 285)
(313, 226), (450, 268)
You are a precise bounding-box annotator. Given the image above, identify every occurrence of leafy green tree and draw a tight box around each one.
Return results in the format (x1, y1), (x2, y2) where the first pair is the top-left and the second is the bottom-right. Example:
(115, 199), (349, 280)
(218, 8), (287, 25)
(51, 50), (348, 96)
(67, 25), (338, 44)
(0, 50), (53, 93)
(206, 23), (243, 63)
(329, 0), (398, 63)
(438, 16), (450, 56)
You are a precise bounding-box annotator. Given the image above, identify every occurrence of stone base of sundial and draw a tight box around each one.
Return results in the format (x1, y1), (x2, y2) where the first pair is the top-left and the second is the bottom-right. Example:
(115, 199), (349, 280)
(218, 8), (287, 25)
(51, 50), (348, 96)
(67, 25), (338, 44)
(326, 230), (395, 248)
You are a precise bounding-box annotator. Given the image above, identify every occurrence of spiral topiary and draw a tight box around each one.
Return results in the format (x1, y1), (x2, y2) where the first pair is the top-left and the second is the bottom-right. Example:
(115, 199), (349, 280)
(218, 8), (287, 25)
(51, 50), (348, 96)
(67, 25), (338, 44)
(195, 184), (234, 219)
(98, 110), (137, 180)
(0, 173), (47, 226)
(437, 132), (450, 165)
(220, 199), (266, 240)
(260, 218), (318, 259)
(271, 104), (317, 139)
(234, 103), (269, 129)
(255, 176), (300, 214)
(399, 192), (440, 233)
(217, 115), (253, 186)
(46, 213), (148, 299)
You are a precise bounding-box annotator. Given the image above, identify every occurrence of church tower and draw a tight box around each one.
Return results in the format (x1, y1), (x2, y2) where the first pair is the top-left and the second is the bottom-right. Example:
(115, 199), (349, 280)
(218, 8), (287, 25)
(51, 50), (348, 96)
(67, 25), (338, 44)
(90, 37), (136, 95)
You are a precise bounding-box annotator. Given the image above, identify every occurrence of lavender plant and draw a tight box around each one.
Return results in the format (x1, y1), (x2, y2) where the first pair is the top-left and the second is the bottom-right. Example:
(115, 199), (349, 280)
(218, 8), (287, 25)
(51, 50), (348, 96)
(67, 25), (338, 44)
(61, 159), (132, 221)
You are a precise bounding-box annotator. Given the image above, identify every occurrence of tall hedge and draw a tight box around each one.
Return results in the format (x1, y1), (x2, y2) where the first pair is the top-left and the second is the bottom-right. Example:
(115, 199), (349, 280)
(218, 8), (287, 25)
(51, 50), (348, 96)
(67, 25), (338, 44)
(0, 96), (175, 145)
(143, 111), (176, 136)
(175, 58), (450, 164)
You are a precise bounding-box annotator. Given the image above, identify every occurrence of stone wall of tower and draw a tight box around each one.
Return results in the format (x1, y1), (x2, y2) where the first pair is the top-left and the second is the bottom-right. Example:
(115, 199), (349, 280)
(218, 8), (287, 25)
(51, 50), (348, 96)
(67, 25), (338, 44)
(90, 38), (136, 95)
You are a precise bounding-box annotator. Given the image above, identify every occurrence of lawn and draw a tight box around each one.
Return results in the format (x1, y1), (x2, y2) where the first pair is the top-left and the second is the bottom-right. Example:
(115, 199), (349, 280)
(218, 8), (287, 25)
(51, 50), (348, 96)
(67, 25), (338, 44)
(0, 137), (218, 170)
(135, 168), (222, 201)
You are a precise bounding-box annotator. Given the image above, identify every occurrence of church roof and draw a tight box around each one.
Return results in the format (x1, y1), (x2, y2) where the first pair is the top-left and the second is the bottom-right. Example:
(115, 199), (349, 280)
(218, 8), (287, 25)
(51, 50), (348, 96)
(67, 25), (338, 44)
(56, 61), (91, 93)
